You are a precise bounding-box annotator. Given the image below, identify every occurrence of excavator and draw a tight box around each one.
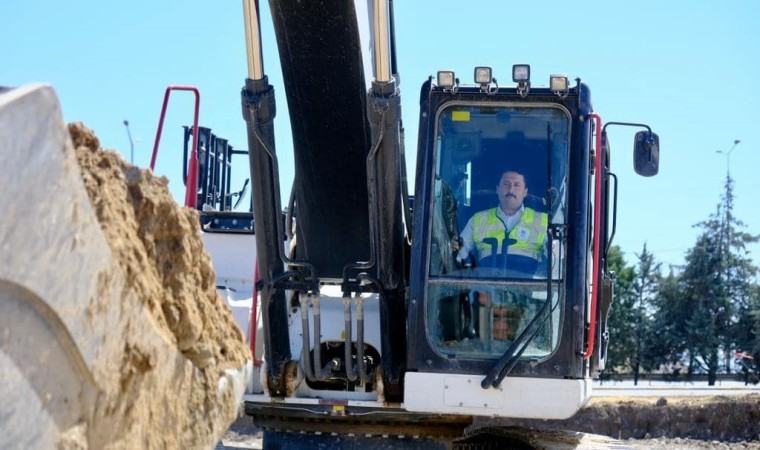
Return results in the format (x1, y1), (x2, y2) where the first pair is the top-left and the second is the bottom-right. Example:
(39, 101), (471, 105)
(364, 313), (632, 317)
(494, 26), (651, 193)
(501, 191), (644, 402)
(228, 0), (660, 448)
(0, 0), (660, 449)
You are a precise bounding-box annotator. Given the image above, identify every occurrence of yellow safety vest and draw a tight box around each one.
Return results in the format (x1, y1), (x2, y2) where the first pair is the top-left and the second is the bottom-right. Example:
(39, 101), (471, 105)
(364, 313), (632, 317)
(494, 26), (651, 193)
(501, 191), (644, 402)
(472, 207), (548, 261)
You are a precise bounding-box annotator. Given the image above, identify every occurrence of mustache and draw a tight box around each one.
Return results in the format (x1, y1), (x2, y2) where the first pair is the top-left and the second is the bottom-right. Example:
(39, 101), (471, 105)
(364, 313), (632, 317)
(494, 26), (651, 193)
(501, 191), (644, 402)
(504, 194), (517, 198)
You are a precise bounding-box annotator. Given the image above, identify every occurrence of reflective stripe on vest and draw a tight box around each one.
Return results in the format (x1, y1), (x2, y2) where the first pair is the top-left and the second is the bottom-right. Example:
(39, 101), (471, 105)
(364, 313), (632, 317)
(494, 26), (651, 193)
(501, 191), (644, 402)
(472, 207), (548, 260)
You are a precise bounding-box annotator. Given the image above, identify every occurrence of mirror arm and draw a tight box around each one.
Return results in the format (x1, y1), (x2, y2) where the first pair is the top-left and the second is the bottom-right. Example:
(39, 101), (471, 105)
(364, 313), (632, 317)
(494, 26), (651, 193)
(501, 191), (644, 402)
(604, 172), (618, 262)
(601, 121), (651, 134)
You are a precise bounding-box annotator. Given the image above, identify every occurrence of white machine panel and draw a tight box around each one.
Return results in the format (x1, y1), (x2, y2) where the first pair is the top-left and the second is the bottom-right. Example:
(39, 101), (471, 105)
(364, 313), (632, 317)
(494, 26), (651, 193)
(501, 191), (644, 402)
(404, 372), (591, 419)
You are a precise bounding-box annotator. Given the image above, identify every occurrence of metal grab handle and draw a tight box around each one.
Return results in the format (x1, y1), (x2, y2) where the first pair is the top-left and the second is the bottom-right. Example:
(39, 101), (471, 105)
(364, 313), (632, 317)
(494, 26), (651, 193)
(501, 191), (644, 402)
(150, 85), (200, 208)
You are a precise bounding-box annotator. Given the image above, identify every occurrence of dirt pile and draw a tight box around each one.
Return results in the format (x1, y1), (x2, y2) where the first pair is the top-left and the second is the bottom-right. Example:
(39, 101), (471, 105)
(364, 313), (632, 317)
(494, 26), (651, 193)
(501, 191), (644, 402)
(70, 122), (249, 372)
(581, 394), (760, 442)
(476, 394), (760, 443)
(66, 122), (251, 449)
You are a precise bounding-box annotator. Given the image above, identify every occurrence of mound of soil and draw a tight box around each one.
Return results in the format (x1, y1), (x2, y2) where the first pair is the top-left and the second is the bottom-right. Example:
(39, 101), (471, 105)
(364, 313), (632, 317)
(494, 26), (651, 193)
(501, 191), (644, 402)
(583, 395), (760, 442)
(67, 122), (251, 449)
(477, 394), (760, 443)
(71, 122), (248, 370)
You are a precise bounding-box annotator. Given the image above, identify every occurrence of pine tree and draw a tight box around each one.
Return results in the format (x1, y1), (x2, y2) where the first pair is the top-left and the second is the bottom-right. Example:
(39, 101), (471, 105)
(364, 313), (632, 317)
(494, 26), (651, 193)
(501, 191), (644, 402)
(604, 245), (636, 379)
(679, 219), (725, 384)
(646, 268), (686, 379)
(678, 173), (758, 385)
(736, 283), (760, 384)
(718, 175), (759, 376)
(630, 244), (660, 385)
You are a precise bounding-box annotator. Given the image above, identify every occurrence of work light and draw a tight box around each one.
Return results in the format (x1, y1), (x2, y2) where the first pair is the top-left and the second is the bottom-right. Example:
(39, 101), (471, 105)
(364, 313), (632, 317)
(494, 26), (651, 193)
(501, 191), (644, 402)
(437, 70), (456, 89)
(512, 64), (530, 83)
(550, 74), (569, 97)
(550, 75), (568, 91)
(474, 66), (492, 85)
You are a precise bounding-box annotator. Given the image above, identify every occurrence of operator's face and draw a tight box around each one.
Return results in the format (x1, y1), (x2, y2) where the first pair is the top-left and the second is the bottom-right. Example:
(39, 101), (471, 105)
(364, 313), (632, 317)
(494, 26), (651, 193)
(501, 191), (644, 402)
(497, 171), (527, 214)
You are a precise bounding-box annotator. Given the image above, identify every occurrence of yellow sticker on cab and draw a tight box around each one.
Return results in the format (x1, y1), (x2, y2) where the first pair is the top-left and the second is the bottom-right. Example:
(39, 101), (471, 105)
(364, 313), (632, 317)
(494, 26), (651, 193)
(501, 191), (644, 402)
(452, 111), (470, 122)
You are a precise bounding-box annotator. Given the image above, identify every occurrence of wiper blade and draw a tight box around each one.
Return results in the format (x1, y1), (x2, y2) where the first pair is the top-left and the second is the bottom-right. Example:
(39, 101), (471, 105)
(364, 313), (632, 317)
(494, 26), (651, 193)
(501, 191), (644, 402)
(482, 224), (563, 388)
(481, 293), (553, 388)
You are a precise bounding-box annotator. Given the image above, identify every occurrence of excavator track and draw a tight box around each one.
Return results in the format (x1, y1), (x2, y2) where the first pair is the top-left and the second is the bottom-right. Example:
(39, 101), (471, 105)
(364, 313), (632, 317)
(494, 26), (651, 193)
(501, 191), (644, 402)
(456, 426), (632, 450)
(254, 419), (632, 449)
(245, 401), (630, 449)
(256, 422), (632, 450)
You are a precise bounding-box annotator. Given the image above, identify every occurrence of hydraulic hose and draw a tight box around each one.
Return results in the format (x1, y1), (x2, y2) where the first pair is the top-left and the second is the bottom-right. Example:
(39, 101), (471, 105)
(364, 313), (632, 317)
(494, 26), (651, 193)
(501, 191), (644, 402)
(343, 295), (358, 381)
(299, 293), (316, 381)
(248, 106), (317, 285)
(341, 108), (385, 283)
(356, 295), (368, 384)
(311, 295), (325, 380)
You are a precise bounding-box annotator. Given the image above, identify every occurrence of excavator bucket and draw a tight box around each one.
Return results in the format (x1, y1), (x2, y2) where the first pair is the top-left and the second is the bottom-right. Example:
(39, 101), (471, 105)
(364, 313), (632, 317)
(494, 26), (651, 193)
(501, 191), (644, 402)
(0, 84), (251, 450)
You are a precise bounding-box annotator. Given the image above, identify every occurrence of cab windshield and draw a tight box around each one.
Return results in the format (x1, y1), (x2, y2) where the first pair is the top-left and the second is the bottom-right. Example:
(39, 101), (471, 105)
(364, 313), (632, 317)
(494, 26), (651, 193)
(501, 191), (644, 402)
(426, 102), (570, 360)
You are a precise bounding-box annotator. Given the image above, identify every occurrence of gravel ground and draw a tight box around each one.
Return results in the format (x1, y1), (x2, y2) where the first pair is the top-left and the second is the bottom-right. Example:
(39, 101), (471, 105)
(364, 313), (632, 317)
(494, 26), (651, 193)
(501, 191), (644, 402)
(221, 426), (760, 449)
(222, 394), (760, 449)
(625, 437), (760, 449)
(221, 431), (760, 450)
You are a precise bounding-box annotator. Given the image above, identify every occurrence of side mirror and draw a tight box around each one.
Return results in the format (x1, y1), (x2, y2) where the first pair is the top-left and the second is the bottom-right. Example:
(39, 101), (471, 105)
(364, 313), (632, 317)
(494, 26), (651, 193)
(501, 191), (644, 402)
(633, 131), (659, 177)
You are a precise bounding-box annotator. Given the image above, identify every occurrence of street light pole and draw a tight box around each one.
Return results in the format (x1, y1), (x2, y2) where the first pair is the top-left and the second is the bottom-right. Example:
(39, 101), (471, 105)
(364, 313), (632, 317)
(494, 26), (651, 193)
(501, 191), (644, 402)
(716, 139), (740, 180)
(716, 140), (741, 237)
(123, 120), (135, 164)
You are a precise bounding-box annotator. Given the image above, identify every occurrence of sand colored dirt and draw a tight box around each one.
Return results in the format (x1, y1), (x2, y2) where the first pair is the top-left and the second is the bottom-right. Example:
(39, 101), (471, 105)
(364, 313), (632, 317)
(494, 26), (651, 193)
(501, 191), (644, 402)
(476, 394), (760, 444)
(64, 122), (251, 449)
(70, 122), (249, 372)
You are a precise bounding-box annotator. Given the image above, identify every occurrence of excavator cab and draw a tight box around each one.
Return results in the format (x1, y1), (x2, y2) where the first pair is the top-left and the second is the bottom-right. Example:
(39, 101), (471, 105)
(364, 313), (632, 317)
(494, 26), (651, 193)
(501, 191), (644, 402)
(422, 102), (567, 357)
(404, 68), (659, 420)
(404, 72), (585, 419)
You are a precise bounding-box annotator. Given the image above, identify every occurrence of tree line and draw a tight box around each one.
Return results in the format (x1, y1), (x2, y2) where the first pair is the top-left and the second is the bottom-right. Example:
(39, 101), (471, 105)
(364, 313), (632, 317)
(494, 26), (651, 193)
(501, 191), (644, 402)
(604, 176), (759, 385)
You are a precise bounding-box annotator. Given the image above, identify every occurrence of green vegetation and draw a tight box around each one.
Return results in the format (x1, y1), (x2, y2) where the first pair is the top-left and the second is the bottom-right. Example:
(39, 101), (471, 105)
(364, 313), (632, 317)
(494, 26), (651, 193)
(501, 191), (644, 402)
(604, 176), (760, 385)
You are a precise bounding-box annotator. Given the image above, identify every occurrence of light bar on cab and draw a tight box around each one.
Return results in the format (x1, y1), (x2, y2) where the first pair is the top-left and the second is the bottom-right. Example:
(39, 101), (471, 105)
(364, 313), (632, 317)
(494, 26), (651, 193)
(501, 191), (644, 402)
(437, 70), (456, 89)
(512, 64), (530, 82)
(474, 66), (492, 85)
(513, 64), (531, 97)
(550, 74), (569, 96)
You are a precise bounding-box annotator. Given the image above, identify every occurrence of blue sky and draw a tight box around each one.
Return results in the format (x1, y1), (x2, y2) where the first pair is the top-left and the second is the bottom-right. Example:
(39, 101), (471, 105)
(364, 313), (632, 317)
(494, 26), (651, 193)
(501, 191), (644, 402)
(4, 1), (759, 272)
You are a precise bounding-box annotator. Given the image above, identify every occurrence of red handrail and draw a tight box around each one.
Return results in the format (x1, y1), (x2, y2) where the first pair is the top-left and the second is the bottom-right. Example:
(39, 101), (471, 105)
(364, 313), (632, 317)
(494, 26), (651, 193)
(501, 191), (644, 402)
(582, 113), (603, 359)
(150, 85), (201, 208)
(249, 261), (262, 366)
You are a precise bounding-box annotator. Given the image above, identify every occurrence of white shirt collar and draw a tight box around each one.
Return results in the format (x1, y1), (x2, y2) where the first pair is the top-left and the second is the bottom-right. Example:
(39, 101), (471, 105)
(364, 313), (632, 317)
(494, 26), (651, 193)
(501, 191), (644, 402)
(497, 204), (524, 219)
(497, 204), (524, 231)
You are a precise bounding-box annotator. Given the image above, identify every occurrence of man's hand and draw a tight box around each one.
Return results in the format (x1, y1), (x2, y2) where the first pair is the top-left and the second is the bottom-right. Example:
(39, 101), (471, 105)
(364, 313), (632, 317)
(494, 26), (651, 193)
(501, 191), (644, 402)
(451, 236), (462, 253)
